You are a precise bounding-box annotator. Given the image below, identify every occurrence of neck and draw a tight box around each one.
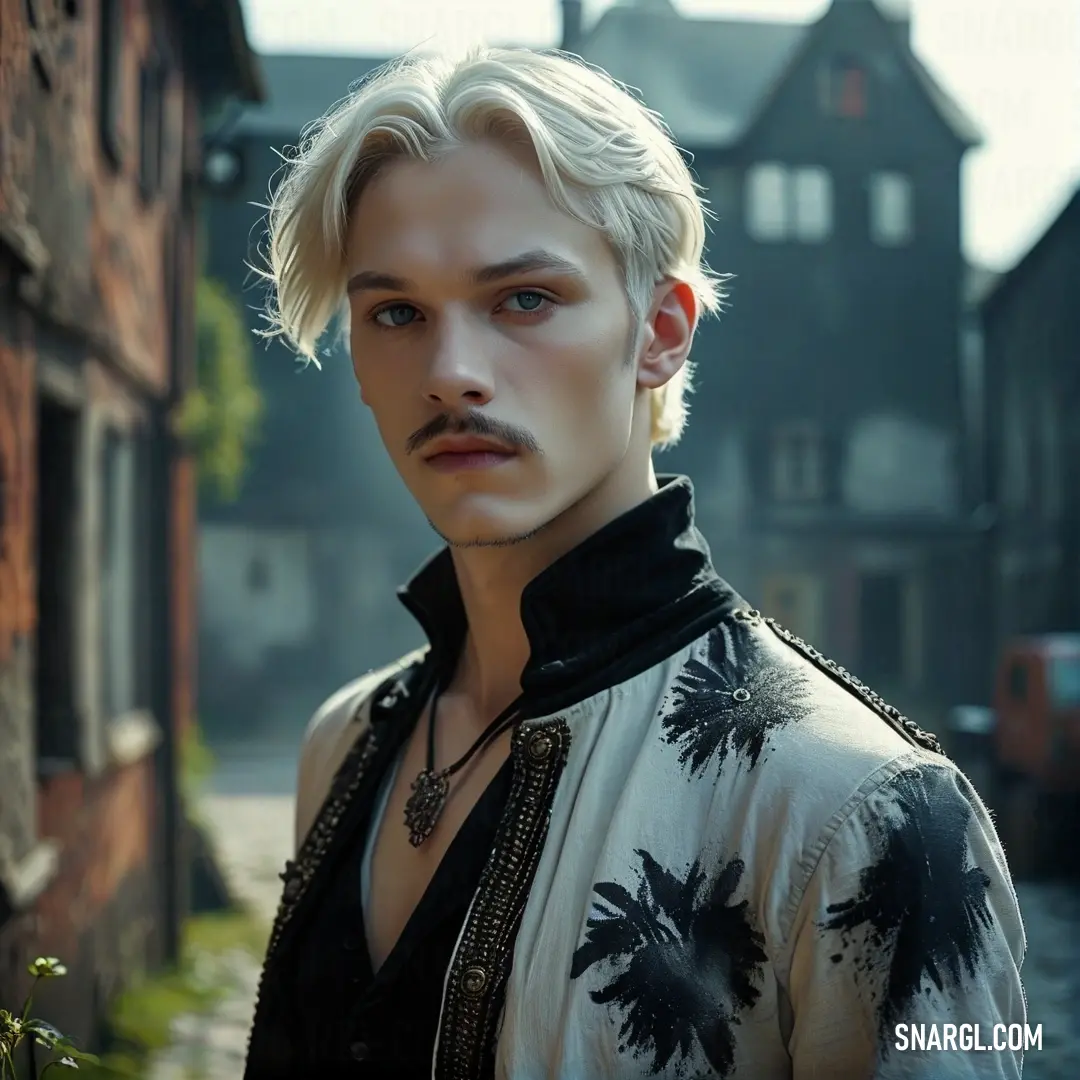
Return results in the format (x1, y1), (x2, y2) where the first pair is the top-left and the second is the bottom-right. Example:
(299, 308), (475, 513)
(446, 455), (659, 718)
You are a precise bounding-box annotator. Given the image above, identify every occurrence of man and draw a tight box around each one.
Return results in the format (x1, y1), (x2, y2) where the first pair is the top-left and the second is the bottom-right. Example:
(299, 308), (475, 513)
(243, 46), (1026, 1079)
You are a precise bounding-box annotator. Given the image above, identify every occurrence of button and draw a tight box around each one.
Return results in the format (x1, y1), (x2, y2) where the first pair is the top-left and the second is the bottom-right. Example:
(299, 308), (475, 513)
(528, 732), (554, 761)
(460, 965), (488, 997)
(343, 934), (361, 951)
(350, 1041), (370, 1061)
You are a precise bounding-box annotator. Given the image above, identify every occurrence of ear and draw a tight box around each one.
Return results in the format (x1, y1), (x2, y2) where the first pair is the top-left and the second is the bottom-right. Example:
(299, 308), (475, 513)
(635, 281), (697, 391)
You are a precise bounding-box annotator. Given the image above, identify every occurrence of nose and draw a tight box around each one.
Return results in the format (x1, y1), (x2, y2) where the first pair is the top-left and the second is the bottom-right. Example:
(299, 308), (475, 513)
(421, 311), (496, 408)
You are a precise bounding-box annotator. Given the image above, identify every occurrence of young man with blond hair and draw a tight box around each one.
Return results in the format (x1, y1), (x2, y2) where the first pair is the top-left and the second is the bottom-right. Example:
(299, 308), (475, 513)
(243, 46), (1026, 1080)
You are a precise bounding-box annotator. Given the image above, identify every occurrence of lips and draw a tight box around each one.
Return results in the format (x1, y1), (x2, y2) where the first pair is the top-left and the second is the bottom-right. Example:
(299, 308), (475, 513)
(422, 436), (517, 473)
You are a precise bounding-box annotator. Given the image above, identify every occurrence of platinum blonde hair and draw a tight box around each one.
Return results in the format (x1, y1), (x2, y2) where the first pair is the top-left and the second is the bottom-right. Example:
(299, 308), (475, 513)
(260, 46), (728, 447)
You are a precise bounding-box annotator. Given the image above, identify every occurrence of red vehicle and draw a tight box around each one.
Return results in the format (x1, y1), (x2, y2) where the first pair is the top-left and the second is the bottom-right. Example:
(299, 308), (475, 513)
(994, 634), (1080, 789)
(991, 634), (1080, 876)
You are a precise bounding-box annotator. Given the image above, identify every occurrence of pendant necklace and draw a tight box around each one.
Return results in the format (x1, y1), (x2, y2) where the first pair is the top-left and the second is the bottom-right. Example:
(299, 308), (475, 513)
(403, 686), (522, 847)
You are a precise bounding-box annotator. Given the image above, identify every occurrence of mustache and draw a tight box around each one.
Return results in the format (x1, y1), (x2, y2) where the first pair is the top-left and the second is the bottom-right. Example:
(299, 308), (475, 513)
(405, 411), (543, 456)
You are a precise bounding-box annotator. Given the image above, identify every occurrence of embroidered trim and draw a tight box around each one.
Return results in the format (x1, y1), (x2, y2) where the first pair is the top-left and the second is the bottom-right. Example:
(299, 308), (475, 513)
(435, 718), (572, 1079)
(244, 696), (383, 1068)
(735, 608), (943, 756)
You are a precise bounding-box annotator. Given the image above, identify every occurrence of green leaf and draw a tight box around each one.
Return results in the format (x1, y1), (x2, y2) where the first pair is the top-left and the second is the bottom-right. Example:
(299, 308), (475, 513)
(52, 1040), (100, 1065)
(26, 1019), (64, 1049)
(39, 1056), (78, 1074)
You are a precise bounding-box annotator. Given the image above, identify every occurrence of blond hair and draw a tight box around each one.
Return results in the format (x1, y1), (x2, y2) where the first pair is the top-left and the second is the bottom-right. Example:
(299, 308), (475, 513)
(260, 46), (728, 447)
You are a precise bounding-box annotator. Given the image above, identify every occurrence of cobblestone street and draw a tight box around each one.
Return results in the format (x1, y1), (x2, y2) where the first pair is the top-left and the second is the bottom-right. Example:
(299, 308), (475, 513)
(148, 741), (294, 1080)
(1011, 882), (1080, 1080)
(152, 741), (1080, 1078)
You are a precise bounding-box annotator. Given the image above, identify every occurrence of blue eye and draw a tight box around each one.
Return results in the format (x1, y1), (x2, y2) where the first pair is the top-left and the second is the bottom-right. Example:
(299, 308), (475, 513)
(503, 291), (548, 312)
(373, 304), (419, 327)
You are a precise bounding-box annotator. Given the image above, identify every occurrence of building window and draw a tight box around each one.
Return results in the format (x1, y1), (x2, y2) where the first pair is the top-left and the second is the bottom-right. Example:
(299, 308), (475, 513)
(792, 167), (833, 242)
(36, 398), (81, 764)
(98, 0), (124, 167)
(820, 57), (868, 118)
(101, 430), (137, 720)
(869, 171), (913, 246)
(771, 423), (824, 501)
(746, 165), (833, 243)
(139, 57), (165, 200)
(746, 164), (787, 241)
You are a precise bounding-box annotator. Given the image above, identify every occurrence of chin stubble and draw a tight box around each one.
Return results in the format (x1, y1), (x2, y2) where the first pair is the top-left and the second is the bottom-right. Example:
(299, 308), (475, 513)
(427, 518), (546, 550)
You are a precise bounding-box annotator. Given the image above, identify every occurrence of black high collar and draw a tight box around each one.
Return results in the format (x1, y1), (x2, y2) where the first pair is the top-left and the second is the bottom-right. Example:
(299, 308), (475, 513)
(396, 475), (745, 707)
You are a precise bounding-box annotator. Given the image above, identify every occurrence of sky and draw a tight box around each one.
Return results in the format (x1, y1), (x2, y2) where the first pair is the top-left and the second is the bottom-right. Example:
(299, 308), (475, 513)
(238, 0), (1080, 273)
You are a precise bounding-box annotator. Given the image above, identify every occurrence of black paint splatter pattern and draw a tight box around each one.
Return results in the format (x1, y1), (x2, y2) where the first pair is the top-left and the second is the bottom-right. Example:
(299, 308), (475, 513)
(662, 625), (813, 776)
(820, 764), (994, 1048)
(570, 849), (767, 1078)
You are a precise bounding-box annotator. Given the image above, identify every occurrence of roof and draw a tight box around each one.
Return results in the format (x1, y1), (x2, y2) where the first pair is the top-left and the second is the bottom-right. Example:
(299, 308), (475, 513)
(576, 0), (981, 150)
(231, 0), (981, 151)
(901, 49), (982, 147)
(235, 54), (392, 137)
(980, 184), (1080, 318)
(579, 4), (806, 147)
(173, 0), (265, 104)
(963, 263), (1003, 310)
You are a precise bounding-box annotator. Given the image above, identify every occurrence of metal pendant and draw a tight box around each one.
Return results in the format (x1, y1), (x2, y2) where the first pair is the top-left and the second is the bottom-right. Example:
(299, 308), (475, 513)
(404, 767), (451, 847)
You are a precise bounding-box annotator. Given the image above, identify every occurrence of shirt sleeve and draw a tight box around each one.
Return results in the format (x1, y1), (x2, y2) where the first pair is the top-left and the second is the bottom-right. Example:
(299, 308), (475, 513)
(785, 760), (1028, 1080)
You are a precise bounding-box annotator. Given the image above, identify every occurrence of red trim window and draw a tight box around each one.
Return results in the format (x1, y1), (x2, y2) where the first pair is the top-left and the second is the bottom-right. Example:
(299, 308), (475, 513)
(821, 57), (867, 118)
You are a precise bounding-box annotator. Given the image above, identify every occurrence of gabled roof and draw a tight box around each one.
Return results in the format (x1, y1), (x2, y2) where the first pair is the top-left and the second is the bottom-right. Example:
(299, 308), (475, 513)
(964, 263), (1003, 310)
(980, 184), (1080, 318)
(902, 47), (983, 147)
(579, 3), (805, 147)
(235, 54), (391, 137)
(576, 0), (981, 150)
(234, 0), (980, 152)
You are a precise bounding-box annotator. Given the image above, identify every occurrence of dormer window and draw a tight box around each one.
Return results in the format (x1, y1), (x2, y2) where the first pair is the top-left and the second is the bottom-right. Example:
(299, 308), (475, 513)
(820, 56), (867, 118)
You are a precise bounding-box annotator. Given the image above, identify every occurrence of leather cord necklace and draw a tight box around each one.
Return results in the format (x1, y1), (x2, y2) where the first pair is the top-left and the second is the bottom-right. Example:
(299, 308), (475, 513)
(403, 686), (522, 847)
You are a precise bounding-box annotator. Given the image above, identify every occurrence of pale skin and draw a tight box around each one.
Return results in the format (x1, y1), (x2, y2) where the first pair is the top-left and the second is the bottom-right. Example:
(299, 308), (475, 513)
(344, 139), (698, 970)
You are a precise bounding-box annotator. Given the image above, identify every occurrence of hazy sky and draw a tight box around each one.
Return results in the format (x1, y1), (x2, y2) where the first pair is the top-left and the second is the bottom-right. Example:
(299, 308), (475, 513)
(239, 0), (1080, 273)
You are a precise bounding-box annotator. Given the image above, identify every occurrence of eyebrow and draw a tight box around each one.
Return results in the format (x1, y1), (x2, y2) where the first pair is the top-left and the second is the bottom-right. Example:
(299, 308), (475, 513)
(345, 249), (587, 295)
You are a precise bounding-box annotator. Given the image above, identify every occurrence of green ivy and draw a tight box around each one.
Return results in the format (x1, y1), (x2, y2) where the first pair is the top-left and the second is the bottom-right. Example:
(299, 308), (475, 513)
(173, 276), (263, 503)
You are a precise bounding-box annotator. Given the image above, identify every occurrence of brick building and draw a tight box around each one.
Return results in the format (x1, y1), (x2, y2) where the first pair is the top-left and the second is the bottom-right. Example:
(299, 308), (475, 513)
(0, 0), (260, 1046)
